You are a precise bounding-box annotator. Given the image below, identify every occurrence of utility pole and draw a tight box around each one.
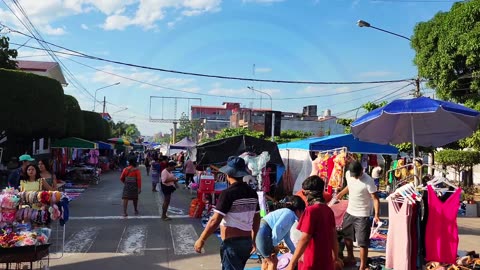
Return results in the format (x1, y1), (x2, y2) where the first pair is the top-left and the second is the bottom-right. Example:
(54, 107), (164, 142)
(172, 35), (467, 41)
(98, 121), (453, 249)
(172, 122), (178, 144)
(414, 77), (421, 98)
(102, 96), (106, 114)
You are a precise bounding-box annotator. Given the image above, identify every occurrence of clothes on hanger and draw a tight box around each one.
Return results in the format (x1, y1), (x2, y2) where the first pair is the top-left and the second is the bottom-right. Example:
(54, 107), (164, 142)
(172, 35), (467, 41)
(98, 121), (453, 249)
(425, 185), (462, 264)
(386, 199), (413, 270)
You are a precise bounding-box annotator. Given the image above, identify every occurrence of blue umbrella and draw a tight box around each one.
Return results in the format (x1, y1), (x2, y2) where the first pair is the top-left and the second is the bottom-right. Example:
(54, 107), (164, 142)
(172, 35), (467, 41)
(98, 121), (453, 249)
(351, 97), (480, 148)
(351, 97), (480, 185)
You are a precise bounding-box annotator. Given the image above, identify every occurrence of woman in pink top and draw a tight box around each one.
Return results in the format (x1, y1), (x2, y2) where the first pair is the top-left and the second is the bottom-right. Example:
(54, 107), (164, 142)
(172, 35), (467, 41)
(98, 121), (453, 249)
(425, 185), (462, 264)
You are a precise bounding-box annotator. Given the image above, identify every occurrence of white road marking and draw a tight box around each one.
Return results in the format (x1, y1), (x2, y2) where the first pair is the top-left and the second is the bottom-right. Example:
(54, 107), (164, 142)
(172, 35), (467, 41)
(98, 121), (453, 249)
(70, 215), (190, 220)
(170, 224), (198, 255)
(155, 191), (188, 217)
(116, 225), (148, 255)
(64, 227), (99, 254)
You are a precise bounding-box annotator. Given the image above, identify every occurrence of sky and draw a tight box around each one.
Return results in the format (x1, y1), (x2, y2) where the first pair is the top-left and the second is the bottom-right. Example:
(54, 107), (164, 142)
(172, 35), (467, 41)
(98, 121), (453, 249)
(0, 0), (458, 136)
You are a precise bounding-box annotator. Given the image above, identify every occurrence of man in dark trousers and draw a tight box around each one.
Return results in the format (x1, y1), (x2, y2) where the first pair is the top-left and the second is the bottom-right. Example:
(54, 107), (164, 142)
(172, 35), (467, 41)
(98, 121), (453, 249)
(194, 156), (260, 270)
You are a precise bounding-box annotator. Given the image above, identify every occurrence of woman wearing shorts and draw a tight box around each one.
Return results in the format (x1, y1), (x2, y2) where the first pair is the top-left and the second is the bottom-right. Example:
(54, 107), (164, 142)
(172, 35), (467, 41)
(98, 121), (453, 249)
(256, 195), (305, 270)
(160, 161), (179, 221)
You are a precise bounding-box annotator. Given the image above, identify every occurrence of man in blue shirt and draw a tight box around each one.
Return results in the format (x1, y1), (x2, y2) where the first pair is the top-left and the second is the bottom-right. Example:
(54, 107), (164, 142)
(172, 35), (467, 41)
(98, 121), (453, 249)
(7, 154), (34, 189)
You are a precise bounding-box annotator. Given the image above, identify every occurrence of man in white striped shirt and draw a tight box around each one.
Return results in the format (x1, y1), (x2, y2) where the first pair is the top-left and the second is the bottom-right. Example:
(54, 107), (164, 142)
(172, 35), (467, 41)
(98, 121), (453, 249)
(194, 156), (260, 270)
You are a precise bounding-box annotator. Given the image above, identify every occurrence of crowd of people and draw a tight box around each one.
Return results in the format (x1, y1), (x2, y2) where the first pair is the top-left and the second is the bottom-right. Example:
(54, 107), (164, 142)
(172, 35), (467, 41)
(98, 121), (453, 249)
(194, 154), (380, 270)
(7, 154), (60, 192)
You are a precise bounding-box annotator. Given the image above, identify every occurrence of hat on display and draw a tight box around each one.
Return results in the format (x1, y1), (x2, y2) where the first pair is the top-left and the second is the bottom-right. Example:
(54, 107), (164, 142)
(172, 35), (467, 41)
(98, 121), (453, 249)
(19, 154), (35, 162)
(219, 156), (250, 178)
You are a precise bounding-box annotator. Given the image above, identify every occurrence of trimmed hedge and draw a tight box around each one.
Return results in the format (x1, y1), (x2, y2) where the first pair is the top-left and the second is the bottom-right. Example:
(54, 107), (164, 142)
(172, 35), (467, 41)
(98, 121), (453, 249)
(81, 111), (111, 141)
(0, 68), (65, 138)
(64, 95), (84, 137)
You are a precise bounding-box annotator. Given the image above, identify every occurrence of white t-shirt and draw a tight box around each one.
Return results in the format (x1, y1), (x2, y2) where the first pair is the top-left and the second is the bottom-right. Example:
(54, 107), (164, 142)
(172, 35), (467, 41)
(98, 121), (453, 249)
(345, 171), (377, 217)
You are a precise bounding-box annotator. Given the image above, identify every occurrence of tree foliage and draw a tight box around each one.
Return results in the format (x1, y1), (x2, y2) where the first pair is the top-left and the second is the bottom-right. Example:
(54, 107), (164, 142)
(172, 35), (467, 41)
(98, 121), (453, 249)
(110, 121), (140, 141)
(81, 111), (111, 141)
(64, 95), (84, 138)
(435, 149), (480, 176)
(0, 68), (65, 138)
(176, 113), (203, 143)
(0, 36), (17, 70)
(412, 0), (480, 103)
(199, 128), (312, 144)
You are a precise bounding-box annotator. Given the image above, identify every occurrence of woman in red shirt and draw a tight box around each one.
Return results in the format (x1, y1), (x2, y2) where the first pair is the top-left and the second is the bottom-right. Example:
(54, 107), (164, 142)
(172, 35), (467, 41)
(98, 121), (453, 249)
(120, 158), (142, 217)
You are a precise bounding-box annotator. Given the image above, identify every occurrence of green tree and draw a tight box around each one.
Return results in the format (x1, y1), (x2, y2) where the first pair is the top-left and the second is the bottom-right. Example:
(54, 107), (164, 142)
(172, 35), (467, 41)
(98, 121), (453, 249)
(0, 36), (17, 69)
(214, 127), (264, 140)
(110, 121), (140, 141)
(336, 118), (353, 134)
(435, 149), (480, 186)
(274, 130), (313, 144)
(411, 0), (480, 103)
(176, 113), (203, 142)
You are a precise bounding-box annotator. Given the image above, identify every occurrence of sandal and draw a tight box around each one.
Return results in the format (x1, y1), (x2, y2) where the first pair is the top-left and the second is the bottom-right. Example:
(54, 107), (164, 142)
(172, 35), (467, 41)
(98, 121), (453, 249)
(343, 258), (357, 267)
(134, 211), (139, 215)
(162, 217), (172, 221)
(123, 213), (128, 218)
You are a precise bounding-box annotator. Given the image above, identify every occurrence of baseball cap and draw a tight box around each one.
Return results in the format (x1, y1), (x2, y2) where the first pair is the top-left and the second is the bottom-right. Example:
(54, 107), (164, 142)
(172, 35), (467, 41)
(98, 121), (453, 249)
(348, 161), (364, 178)
(219, 156), (250, 178)
(19, 154), (35, 162)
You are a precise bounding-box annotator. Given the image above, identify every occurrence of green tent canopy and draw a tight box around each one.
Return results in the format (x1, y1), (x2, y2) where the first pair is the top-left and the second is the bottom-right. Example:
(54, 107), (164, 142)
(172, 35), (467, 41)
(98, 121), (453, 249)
(51, 137), (98, 149)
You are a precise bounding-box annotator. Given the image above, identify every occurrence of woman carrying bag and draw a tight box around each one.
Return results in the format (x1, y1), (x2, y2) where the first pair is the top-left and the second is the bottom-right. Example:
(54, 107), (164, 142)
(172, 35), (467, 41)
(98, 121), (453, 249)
(120, 158), (142, 217)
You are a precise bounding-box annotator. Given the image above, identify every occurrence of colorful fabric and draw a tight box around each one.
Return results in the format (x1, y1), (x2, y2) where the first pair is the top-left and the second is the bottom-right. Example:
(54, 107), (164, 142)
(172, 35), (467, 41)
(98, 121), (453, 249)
(386, 200), (412, 270)
(329, 152), (346, 189)
(425, 185), (461, 264)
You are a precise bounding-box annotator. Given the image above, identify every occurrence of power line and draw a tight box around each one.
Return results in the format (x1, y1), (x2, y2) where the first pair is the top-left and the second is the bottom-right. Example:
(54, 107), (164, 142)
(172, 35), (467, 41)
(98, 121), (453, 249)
(2, 24), (414, 85)
(1, 2), (95, 101)
(53, 53), (407, 101)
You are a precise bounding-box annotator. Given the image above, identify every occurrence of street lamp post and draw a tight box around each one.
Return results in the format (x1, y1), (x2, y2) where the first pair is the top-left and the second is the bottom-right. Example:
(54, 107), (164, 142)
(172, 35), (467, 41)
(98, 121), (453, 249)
(247, 86), (275, 141)
(357, 19), (420, 97)
(93, 82), (121, 112)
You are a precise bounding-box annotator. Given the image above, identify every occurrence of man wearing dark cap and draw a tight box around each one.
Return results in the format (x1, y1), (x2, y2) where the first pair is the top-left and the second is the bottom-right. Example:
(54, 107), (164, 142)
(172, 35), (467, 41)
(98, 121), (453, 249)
(336, 160), (380, 270)
(194, 156), (260, 270)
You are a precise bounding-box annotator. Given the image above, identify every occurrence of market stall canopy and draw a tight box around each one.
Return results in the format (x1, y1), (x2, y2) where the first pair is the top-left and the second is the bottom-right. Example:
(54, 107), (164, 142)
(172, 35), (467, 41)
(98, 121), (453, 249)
(51, 137), (98, 149)
(170, 137), (196, 150)
(96, 141), (113, 150)
(196, 135), (284, 167)
(278, 134), (398, 155)
(107, 138), (131, 146)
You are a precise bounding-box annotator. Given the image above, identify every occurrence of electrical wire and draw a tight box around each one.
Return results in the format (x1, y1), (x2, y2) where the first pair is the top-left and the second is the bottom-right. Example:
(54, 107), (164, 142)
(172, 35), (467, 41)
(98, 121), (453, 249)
(50, 52), (408, 101)
(1, 1), (96, 101)
(2, 24), (415, 85)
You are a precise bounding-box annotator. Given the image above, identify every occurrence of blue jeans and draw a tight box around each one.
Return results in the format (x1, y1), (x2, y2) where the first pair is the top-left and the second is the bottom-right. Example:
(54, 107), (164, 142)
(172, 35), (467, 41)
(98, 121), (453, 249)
(220, 237), (252, 270)
(255, 221), (274, 258)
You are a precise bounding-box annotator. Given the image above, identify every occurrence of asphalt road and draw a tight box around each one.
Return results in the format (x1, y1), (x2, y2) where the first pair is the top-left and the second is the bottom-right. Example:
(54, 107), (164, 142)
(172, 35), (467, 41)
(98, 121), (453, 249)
(47, 167), (260, 270)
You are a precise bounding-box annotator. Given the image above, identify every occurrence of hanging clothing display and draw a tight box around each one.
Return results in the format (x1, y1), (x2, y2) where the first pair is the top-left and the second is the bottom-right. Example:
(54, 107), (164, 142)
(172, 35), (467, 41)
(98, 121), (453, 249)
(425, 185), (462, 264)
(89, 149), (100, 165)
(328, 151), (346, 189)
(368, 154), (378, 167)
(326, 154), (335, 182)
(318, 154), (329, 180)
(386, 200), (412, 270)
(310, 155), (321, 176)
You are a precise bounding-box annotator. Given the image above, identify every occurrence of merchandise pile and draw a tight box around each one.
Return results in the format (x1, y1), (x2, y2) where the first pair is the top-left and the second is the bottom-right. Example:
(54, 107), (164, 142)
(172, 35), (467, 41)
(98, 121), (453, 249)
(0, 188), (69, 249)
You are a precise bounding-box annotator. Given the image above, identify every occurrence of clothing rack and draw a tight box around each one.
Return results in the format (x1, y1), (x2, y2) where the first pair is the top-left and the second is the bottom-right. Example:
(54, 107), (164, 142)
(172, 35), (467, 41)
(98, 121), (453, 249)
(314, 147), (348, 155)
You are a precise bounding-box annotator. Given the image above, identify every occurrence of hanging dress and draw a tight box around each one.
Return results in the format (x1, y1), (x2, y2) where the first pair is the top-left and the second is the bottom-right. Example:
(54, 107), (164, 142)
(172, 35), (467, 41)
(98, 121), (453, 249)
(425, 185), (462, 264)
(386, 199), (412, 270)
(328, 152), (346, 189)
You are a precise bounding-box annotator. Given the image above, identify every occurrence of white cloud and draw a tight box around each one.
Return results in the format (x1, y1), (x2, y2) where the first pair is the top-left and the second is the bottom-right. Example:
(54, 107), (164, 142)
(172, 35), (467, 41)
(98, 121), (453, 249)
(80, 23), (89, 30)
(42, 24), (67, 35)
(101, 0), (222, 31)
(254, 67), (272, 73)
(91, 65), (196, 91)
(357, 71), (395, 78)
(0, 0), (222, 36)
(102, 14), (132, 30)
